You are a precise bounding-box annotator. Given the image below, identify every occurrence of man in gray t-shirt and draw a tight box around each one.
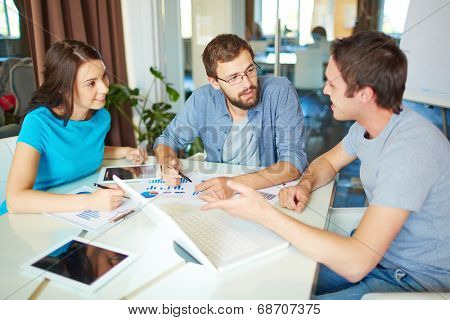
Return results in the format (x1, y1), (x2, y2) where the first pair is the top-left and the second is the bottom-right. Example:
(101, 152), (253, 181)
(342, 106), (450, 292)
(202, 31), (450, 299)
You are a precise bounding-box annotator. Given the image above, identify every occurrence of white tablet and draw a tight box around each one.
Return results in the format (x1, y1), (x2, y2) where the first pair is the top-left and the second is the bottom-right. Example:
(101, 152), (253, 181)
(98, 164), (159, 183)
(21, 237), (136, 293)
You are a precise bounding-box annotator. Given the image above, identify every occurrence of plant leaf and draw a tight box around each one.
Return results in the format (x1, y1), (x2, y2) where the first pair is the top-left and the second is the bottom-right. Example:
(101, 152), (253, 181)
(166, 85), (180, 102)
(150, 66), (164, 80)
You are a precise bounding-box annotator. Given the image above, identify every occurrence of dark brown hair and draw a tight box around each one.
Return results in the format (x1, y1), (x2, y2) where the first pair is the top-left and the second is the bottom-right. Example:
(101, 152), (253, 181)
(29, 40), (103, 124)
(331, 31), (407, 113)
(311, 26), (327, 40)
(202, 34), (254, 78)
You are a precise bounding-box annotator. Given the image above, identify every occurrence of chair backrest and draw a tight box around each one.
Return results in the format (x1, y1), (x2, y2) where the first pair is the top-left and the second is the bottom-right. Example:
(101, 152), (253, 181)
(249, 39), (269, 54)
(10, 62), (36, 117)
(294, 45), (331, 90)
(0, 136), (18, 203)
(183, 38), (192, 72)
(294, 48), (326, 90)
(0, 57), (21, 97)
(327, 207), (365, 236)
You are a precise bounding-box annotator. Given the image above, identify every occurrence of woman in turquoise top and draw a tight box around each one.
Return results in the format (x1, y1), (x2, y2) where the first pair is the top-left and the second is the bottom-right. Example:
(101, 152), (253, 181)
(2, 40), (147, 215)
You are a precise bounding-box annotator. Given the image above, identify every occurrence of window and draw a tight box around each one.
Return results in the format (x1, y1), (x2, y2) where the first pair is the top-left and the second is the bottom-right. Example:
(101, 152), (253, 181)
(0, 0), (20, 39)
(257, 0), (333, 46)
(180, 0), (192, 39)
(260, 0), (299, 37)
(299, 0), (315, 45)
(380, 0), (410, 36)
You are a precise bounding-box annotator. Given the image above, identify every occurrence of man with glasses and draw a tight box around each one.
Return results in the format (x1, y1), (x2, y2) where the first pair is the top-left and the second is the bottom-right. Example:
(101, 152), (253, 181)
(154, 34), (307, 199)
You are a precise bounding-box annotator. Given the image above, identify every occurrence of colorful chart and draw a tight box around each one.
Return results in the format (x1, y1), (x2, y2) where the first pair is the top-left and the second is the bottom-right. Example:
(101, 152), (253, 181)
(149, 178), (164, 184)
(141, 191), (159, 199)
(77, 210), (100, 220)
(147, 185), (164, 191)
(148, 178), (190, 184)
(258, 191), (276, 201)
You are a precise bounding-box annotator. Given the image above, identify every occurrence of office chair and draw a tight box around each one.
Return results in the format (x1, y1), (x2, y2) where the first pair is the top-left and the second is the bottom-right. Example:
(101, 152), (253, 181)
(294, 48), (325, 90)
(249, 39), (269, 54)
(0, 136), (18, 203)
(0, 124), (20, 139)
(9, 62), (36, 118)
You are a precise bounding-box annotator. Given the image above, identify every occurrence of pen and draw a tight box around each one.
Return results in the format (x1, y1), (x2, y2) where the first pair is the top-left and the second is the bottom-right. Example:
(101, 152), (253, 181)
(167, 165), (193, 183)
(109, 209), (135, 223)
(93, 183), (131, 199)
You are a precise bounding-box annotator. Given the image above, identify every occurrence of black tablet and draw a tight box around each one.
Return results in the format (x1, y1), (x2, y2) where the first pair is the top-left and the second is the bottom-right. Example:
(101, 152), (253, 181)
(22, 237), (136, 292)
(98, 164), (159, 183)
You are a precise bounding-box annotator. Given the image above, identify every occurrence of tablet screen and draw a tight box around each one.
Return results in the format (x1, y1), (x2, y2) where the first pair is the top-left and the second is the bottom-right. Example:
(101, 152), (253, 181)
(31, 239), (128, 285)
(102, 165), (158, 181)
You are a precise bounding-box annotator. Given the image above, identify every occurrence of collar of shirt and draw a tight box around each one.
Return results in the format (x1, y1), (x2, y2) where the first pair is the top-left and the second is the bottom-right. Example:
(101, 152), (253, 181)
(216, 89), (262, 122)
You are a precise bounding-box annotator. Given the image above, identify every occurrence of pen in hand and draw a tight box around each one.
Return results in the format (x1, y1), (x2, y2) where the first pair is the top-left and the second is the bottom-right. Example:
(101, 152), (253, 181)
(167, 165), (193, 183)
(93, 183), (131, 199)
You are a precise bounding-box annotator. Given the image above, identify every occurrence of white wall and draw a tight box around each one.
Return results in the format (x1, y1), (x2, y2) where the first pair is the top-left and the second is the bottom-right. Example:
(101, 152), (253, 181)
(400, 0), (450, 109)
(161, 0), (185, 112)
(191, 0), (246, 88)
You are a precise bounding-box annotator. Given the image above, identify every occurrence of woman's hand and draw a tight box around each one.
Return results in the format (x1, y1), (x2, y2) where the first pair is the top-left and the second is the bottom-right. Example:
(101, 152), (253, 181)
(125, 147), (148, 164)
(87, 185), (126, 212)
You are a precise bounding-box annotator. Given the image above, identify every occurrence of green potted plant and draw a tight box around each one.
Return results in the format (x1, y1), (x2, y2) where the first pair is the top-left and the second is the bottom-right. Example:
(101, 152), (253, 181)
(105, 67), (203, 156)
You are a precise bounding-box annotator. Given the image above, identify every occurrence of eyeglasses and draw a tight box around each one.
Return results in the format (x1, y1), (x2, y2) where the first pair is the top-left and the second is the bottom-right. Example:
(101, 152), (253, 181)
(216, 62), (260, 86)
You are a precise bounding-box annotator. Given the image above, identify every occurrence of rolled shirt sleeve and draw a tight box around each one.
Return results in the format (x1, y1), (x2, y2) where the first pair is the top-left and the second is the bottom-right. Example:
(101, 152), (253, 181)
(153, 93), (199, 152)
(274, 83), (308, 172)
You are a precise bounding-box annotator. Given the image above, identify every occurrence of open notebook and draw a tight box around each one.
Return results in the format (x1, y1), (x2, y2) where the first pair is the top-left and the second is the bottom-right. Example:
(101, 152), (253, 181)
(113, 175), (289, 273)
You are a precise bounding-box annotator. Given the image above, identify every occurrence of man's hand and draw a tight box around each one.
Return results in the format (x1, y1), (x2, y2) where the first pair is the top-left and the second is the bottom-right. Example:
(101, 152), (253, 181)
(201, 180), (277, 225)
(196, 177), (236, 200)
(161, 158), (183, 186)
(278, 184), (311, 212)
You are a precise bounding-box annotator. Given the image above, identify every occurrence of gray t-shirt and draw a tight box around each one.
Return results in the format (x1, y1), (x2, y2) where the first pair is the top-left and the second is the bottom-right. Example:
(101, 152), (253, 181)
(342, 106), (450, 292)
(222, 116), (260, 167)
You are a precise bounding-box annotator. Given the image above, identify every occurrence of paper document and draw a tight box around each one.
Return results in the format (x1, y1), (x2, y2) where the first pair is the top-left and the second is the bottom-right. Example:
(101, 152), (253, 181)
(256, 180), (299, 205)
(44, 186), (138, 233)
(131, 173), (224, 203)
(132, 172), (298, 205)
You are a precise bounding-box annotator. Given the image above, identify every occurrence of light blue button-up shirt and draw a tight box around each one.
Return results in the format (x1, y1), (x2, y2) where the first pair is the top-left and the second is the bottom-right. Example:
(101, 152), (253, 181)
(154, 76), (308, 172)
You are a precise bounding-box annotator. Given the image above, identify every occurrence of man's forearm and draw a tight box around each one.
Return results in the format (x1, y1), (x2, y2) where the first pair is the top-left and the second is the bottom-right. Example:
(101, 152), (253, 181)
(233, 162), (300, 190)
(299, 157), (337, 192)
(262, 207), (370, 282)
(154, 144), (178, 165)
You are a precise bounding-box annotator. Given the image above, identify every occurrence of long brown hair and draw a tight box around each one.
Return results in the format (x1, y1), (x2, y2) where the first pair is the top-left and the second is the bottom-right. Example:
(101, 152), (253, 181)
(29, 40), (103, 124)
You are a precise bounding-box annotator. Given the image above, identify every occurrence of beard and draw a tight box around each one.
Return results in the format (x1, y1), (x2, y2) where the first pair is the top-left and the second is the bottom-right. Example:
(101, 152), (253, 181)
(224, 84), (260, 111)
